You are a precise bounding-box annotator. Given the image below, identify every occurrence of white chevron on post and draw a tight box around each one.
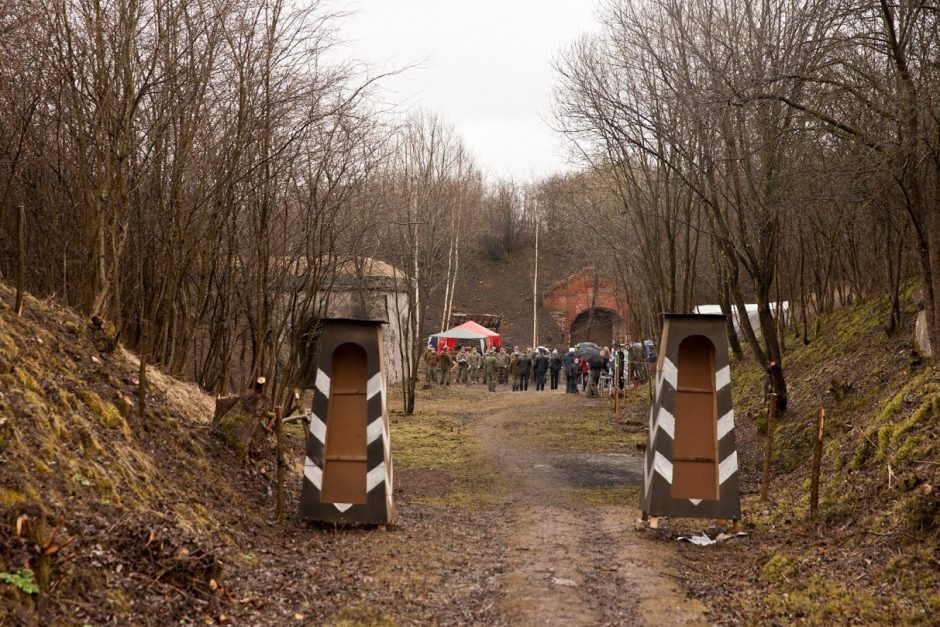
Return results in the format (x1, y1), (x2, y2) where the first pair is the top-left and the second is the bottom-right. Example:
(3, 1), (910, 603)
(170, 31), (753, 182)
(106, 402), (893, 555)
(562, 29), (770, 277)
(304, 457), (322, 490)
(658, 407), (675, 440)
(367, 372), (382, 400)
(309, 413), (326, 444)
(719, 451), (738, 485)
(715, 365), (731, 391)
(367, 462), (386, 492)
(315, 369), (331, 398)
(653, 451), (673, 484)
(717, 410), (735, 441)
(662, 357), (678, 390)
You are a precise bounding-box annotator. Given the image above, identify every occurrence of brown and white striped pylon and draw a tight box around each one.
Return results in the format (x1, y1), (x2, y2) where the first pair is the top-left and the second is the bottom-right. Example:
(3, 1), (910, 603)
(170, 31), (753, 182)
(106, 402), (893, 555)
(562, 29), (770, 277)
(299, 321), (395, 525)
(641, 348), (741, 520)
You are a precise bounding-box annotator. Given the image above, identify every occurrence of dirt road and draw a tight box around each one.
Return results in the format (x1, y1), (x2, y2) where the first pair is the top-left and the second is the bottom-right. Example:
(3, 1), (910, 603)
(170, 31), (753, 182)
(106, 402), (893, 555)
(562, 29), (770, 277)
(470, 387), (708, 626)
(222, 384), (709, 625)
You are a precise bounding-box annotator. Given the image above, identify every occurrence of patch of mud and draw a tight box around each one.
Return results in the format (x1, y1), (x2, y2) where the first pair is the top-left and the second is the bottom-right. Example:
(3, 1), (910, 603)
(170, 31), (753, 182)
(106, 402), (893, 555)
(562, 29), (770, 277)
(544, 453), (644, 488)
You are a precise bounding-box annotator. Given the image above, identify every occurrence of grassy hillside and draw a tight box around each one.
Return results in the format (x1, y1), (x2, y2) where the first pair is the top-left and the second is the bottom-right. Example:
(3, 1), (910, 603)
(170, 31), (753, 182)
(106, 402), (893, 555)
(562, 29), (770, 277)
(0, 283), (275, 624)
(426, 241), (575, 348)
(672, 286), (940, 623)
(0, 283), (514, 626)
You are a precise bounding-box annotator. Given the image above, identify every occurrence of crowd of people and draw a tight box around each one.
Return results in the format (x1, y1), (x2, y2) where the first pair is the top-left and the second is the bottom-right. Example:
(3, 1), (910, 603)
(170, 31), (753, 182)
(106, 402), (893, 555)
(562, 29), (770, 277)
(423, 343), (651, 397)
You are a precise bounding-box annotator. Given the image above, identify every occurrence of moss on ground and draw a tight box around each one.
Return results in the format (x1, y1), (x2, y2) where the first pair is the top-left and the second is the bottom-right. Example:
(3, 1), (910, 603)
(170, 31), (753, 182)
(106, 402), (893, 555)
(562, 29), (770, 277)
(326, 603), (396, 626)
(391, 410), (500, 507)
(77, 390), (131, 438)
(570, 485), (639, 507)
(641, 284), (940, 624)
(512, 403), (640, 453)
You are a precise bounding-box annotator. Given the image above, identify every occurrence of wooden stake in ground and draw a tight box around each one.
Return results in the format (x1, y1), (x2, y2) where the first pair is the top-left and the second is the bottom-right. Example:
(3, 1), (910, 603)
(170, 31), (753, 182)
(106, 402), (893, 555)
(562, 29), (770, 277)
(760, 393), (778, 501)
(15, 203), (25, 316)
(810, 408), (826, 515)
(614, 356), (620, 415)
(275, 404), (285, 523)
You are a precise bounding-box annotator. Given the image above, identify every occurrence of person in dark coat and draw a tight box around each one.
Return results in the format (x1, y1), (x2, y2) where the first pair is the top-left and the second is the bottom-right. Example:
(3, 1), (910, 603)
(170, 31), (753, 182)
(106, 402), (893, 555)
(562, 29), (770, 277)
(587, 351), (605, 397)
(549, 349), (562, 390)
(568, 357), (581, 394)
(438, 347), (453, 386)
(516, 351), (531, 391)
(564, 348), (576, 393)
(533, 350), (550, 391)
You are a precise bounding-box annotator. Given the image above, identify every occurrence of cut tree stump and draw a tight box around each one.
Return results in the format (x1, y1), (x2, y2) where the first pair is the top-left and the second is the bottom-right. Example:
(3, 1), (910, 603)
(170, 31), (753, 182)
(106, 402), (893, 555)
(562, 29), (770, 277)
(212, 389), (272, 461)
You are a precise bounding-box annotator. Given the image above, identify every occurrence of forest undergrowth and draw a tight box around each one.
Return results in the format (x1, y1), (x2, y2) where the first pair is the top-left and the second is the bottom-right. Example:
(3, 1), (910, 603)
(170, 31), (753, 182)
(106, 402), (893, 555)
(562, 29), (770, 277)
(655, 286), (940, 624)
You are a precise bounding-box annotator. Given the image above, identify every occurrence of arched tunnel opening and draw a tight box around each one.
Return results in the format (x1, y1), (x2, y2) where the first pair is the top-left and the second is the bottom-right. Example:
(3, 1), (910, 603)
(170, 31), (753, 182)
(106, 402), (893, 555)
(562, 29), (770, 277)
(569, 307), (622, 345)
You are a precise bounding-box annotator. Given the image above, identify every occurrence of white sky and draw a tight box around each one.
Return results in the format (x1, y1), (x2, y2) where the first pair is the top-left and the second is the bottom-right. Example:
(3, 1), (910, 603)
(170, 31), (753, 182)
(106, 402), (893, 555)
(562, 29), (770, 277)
(338, 0), (601, 182)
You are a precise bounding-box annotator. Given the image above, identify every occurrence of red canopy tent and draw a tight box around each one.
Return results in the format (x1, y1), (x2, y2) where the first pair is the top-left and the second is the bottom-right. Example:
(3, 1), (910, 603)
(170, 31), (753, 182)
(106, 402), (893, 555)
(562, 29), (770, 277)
(452, 320), (501, 348)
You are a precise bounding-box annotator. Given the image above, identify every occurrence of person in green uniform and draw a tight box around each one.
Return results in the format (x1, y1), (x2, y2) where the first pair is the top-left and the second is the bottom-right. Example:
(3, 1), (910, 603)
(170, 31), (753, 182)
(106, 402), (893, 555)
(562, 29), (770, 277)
(484, 349), (498, 392)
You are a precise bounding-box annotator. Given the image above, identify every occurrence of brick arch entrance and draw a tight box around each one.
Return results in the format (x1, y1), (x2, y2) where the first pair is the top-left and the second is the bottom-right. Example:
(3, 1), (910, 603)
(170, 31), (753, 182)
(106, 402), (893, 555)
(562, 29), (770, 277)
(542, 268), (633, 345)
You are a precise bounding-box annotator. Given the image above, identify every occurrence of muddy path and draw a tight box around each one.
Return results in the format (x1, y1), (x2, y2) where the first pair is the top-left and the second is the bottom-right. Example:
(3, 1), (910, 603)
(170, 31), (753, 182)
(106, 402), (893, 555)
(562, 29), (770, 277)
(213, 384), (709, 626)
(470, 388), (708, 626)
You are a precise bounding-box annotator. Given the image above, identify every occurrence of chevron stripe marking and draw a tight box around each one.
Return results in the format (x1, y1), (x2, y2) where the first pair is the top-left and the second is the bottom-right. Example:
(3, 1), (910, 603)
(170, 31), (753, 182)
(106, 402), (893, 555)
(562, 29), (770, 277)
(658, 407), (675, 440)
(689, 499), (702, 505)
(715, 365), (731, 391)
(717, 410), (735, 441)
(367, 372), (383, 400)
(662, 357), (678, 390)
(303, 458), (322, 490)
(309, 413), (326, 443)
(333, 503), (353, 512)
(367, 462), (386, 492)
(366, 418), (383, 445)
(719, 451), (738, 485)
(653, 451), (673, 483)
(315, 369), (331, 398)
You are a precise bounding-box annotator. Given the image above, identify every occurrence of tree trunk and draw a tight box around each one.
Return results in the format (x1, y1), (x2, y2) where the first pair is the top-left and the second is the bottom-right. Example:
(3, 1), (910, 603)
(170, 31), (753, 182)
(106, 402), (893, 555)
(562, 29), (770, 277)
(15, 203), (25, 316)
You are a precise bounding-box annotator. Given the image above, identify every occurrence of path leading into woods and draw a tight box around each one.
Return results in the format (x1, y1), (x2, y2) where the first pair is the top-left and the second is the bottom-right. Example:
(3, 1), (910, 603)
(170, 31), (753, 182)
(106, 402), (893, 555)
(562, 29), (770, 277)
(222, 386), (708, 625)
(472, 388), (708, 626)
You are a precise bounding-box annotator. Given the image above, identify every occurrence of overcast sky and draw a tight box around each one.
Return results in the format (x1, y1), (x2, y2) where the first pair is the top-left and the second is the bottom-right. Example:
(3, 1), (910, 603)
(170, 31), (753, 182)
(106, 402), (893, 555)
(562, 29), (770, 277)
(339, 0), (601, 182)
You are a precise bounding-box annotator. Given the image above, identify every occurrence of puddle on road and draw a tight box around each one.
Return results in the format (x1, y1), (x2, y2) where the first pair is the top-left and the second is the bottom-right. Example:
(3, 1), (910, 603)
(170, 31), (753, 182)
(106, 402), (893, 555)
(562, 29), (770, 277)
(539, 453), (644, 488)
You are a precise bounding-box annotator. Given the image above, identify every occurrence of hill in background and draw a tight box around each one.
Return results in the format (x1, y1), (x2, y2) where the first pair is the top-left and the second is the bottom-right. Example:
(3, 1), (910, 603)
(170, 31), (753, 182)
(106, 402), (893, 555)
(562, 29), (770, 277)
(425, 238), (582, 348)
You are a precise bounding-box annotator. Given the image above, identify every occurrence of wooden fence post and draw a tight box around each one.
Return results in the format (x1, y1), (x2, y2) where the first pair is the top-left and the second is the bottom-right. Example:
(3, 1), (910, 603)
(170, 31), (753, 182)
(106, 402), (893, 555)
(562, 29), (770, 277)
(614, 357), (620, 415)
(810, 408), (826, 515)
(275, 404), (285, 523)
(761, 393), (778, 501)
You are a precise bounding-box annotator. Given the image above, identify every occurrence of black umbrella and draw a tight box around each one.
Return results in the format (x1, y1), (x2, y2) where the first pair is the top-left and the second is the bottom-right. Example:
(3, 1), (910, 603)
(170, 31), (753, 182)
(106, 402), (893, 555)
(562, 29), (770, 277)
(574, 342), (601, 360)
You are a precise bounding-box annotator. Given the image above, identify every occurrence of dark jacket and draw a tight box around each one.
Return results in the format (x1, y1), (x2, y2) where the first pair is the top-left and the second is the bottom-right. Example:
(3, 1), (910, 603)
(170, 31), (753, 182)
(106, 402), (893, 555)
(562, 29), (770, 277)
(534, 354), (549, 374)
(516, 354), (531, 376)
(549, 354), (562, 372)
(438, 351), (453, 369)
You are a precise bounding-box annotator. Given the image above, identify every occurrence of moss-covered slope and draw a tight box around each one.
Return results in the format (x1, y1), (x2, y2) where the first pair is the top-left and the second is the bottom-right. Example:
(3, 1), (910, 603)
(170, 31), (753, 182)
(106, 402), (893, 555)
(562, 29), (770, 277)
(0, 284), (271, 624)
(678, 286), (940, 623)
